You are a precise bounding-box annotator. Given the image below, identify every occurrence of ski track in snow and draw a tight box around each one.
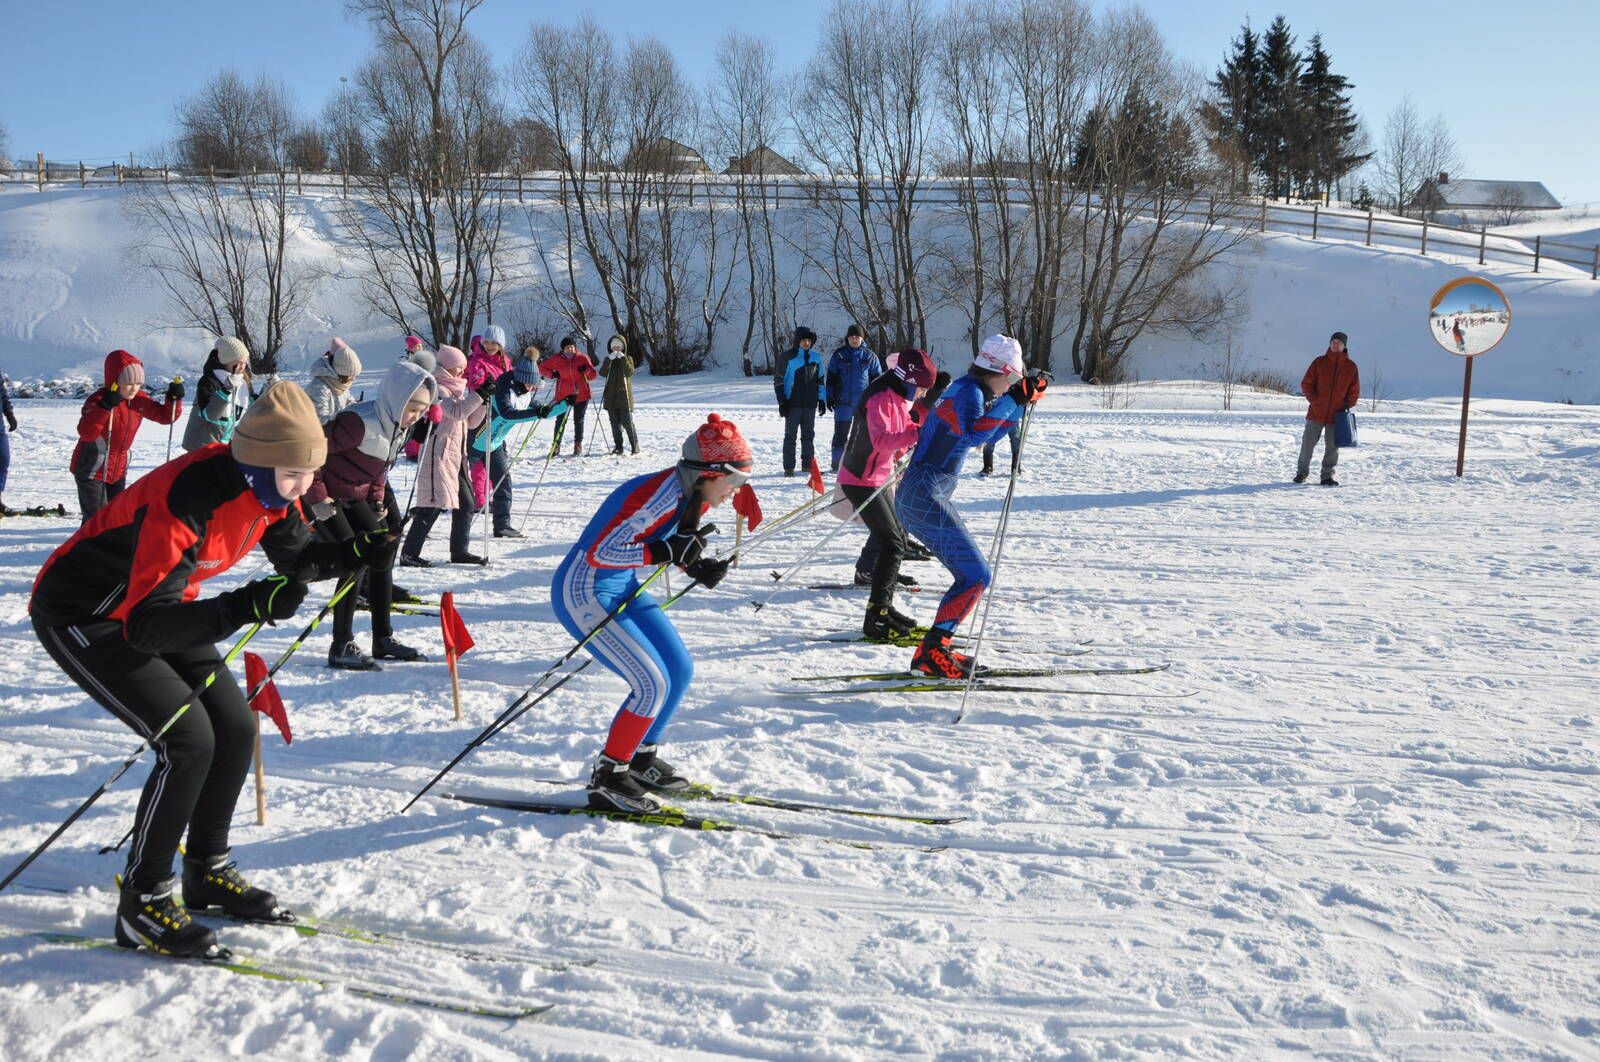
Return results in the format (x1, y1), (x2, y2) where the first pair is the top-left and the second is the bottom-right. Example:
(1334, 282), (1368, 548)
(0, 381), (1597, 1060)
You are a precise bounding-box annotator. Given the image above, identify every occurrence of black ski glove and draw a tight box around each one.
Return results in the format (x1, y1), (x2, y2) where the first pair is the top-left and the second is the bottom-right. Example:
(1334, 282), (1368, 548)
(4, 410), (16, 433)
(685, 554), (730, 590)
(777, 401), (790, 417)
(927, 371), (952, 403)
(817, 399), (828, 416)
(342, 527), (400, 570)
(166, 378), (185, 401)
(648, 525), (714, 567)
(229, 574), (307, 625)
(99, 388), (126, 410)
(1007, 374), (1047, 405)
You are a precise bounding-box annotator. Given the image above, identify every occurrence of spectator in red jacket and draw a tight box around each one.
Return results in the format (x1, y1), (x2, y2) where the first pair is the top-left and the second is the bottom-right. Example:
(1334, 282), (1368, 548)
(1296, 331), (1360, 486)
(540, 335), (599, 456)
(71, 350), (184, 522)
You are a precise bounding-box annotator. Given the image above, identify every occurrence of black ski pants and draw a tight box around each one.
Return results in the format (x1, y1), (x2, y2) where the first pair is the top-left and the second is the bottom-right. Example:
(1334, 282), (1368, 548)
(843, 482), (907, 608)
(76, 476), (126, 524)
(321, 485), (402, 644)
(32, 615), (253, 890)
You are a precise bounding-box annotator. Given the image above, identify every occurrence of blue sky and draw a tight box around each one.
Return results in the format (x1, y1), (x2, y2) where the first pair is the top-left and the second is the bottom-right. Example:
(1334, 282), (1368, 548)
(5, 0), (1597, 205)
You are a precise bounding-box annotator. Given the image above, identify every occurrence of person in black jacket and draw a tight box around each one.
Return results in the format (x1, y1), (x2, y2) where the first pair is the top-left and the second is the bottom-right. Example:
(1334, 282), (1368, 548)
(0, 362), (16, 514)
(773, 326), (828, 476)
(29, 382), (363, 959)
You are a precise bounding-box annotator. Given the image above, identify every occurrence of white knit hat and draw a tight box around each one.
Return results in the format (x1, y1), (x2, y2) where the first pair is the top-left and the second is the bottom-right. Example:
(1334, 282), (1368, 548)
(215, 336), (250, 368)
(329, 337), (361, 377)
(974, 334), (1024, 377)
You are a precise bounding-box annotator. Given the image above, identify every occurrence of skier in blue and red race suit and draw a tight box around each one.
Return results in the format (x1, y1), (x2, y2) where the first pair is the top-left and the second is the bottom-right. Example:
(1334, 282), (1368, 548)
(552, 414), (750, 812)
(897, 334), (1047, 678)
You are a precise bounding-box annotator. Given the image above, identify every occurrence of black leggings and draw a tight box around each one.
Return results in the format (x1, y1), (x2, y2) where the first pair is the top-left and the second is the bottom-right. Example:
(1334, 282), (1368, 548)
(32, 615), (254, 890)
(843, 483), (908, 608)
(321, 486), (402, 643)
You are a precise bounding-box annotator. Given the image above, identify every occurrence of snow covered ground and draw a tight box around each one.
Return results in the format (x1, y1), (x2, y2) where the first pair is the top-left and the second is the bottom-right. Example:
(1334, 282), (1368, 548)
(1, 378), (1597, 1059)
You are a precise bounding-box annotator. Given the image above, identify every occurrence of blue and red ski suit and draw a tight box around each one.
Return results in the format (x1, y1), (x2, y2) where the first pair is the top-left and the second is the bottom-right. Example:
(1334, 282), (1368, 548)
(896, 374), (1024, 633)
(552, 469), (698, 762)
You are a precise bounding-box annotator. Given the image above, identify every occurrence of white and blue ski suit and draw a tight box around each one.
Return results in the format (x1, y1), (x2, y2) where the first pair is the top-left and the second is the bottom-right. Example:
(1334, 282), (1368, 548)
(896, 373), (1025, 633)
(552, 468), (698, 761)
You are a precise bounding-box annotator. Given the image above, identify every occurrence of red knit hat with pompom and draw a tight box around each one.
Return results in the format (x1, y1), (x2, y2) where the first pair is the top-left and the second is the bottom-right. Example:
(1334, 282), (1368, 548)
(681, 413), (753, 475)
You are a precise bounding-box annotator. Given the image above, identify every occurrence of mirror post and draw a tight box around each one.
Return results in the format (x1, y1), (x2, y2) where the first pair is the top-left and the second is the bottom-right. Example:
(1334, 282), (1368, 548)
(1456, 355), (1474, 478)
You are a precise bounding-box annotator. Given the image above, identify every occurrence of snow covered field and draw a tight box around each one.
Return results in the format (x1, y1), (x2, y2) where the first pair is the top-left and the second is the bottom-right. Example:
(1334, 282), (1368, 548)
(1, 378), (1597, 1059)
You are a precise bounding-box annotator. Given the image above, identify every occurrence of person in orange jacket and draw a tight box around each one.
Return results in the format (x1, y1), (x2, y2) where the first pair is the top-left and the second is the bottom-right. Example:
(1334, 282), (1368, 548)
(1295, 331), (1360, 486)
(540, 335), (598, 456)
(72, 350), (184, 521)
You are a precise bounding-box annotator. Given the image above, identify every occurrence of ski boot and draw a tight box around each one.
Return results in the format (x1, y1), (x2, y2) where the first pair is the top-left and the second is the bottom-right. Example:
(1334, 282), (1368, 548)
(329, 640), (381, 671)
(1320, 476), (1340, 487)
(588, 754), (660, 812)
(864, 604), (917, 645)
(902, 541), (933, 563)
(116, 876), (222, 958)
(910, 629), (974, 679)
(391, 584), (424, 605)
(494, 526), (524, 539)
(629, 744), (690, 793)
(372, 635), (426, 662)
(1293, 471), (1309, 484)
(886, 605), (927, 639)
(450, 551), (488, 566)
(398, 553), (433, 568)
(182, 851), (288, 923)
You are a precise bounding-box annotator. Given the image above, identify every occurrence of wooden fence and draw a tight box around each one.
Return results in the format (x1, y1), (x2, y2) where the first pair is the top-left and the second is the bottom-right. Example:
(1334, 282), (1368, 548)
(4, 153), (1597, 280)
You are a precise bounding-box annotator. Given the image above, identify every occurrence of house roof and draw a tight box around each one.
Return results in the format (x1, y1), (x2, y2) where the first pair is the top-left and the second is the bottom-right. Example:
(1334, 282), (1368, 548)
(1416, 179), (1561, 210)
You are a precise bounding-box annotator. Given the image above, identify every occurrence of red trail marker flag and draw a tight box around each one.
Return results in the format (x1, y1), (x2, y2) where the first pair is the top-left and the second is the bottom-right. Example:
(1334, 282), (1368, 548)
(808, 457), (825, 495)
(440, 592), (474, 721)
(244, 652), (290, 825)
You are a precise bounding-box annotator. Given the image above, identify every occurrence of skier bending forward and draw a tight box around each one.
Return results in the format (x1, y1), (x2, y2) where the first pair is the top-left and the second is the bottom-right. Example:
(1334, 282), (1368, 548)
(552, 414), (749, 812)
(897, 334), (1047, 678)
(29, 383), (366, 959)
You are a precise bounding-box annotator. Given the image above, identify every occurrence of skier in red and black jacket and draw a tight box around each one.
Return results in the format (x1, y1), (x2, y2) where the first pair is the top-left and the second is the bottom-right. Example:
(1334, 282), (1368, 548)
(30, 381), (370, 959)
(71, 349), (184, 522)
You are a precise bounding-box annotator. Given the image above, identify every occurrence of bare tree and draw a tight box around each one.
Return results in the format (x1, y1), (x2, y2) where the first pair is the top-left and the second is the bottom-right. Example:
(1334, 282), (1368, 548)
(1416, 112), (1462, 218)
(128, 71), (315, 375)
(706, 31), (790, 374)
(286, 122), (329, 171)
(339, 0), (506, 348)
(1488, 184), (1528, 227)
(1374, 97), (1423, 215)
(322, 81), (370, 177)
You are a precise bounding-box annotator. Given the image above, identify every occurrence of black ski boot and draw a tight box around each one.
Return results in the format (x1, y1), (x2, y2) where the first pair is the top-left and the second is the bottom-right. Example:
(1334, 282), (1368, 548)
(372, 636), (426, 662)
(864, 604), (915, 644)
(629, 744), (690, 793)
(588, 754), (660, 812)
(451, 551), (488, 566)
(399, 553), (433, 568)
(494, 526), (524, 539)
(182, 851), (287, 923)
(116, 876), (221, 958)
(1321, 476), (1340, 487)
(1293, 471), (1309, 483)
(329, 640), (381, 671)
(391, 584), (424, 605)
(853, 569), (873, 587)
(886, 605), (926, 639)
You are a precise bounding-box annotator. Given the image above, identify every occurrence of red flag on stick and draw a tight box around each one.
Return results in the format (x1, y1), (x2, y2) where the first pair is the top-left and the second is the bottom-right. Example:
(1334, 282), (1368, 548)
(440, 592), (473, 722)
(732, 482), (763, 530)
(808, 457), (825, 495)
(244, 652), (291, 744)
(440, 592), (475, 659)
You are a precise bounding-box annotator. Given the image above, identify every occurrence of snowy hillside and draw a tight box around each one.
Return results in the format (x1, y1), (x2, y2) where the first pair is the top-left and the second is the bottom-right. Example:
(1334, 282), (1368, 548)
(2, 185), (1598, 404)
(1, 381), (1598, 1058)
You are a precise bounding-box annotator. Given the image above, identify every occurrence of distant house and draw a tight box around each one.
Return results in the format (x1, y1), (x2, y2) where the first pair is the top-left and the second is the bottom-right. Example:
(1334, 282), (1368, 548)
(1409, 173), (1561, 215)
(723, 146), (804, 177)
(622, 137), (710, 175)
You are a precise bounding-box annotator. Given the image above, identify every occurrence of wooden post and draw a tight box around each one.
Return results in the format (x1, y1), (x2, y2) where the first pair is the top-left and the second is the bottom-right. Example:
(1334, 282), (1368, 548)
(342, 167), (349, 198)
(1311, 203), (1319, 239)
(117, 163), (124, 187)
(1365, 207), (1374, 246)
(253, 713), (267, 825)
(732, 513), (745, 569)
(1455, 355), (1474, 478)
(1591, 244), (1598, 281)
(448, 651), (463, 722)
(79, 161), (86, 188)
(517, 171), (523, 202)
(36, 152), (44, 192)
(1421, 217), (1429, 256)
(296, 169), (302, 194)
(1259, 197), (1268, 232)
(1479, 228), (1487, 266)
(1533, 235), (1541, 273)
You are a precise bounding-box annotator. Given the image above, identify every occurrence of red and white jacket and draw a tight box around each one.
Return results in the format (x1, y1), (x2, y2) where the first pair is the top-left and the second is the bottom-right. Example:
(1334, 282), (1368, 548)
(70, 350), (182, 484)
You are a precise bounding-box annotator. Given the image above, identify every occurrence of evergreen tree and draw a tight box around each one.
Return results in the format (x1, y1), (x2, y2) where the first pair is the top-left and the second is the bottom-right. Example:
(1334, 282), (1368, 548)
(1255, 15), (1303, 201)
(1207, 22), (1260, 195)
(1299, 33), (1370, 201)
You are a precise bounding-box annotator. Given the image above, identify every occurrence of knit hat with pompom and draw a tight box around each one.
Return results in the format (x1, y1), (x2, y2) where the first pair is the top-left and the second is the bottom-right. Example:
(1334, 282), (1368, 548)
(680, 413), (753, 476)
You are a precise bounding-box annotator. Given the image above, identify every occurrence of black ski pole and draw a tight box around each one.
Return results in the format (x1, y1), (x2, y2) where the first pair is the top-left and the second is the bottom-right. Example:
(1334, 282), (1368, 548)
(954, 400), (1037, 725)
(515, 409), (567, 534)
(2, 620), (266, 892)
(753, 461), (907, 612)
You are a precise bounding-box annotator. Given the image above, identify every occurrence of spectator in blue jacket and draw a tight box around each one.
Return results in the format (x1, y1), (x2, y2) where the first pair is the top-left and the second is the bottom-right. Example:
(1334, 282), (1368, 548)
(773, 326), (827, 476)
(825, 324), (882, 471)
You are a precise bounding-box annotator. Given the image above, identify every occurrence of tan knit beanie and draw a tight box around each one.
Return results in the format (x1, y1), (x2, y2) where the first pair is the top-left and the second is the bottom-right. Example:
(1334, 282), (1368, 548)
(215, 336), (250, 368)
(230, 381), (328, 468)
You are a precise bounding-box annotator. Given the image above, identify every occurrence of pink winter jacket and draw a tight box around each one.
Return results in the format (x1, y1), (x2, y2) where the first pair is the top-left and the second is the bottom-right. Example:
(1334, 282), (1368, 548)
(413, 391), (487, 510)
(464, 337), (513, 392)
(838, 388), (923, 488)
